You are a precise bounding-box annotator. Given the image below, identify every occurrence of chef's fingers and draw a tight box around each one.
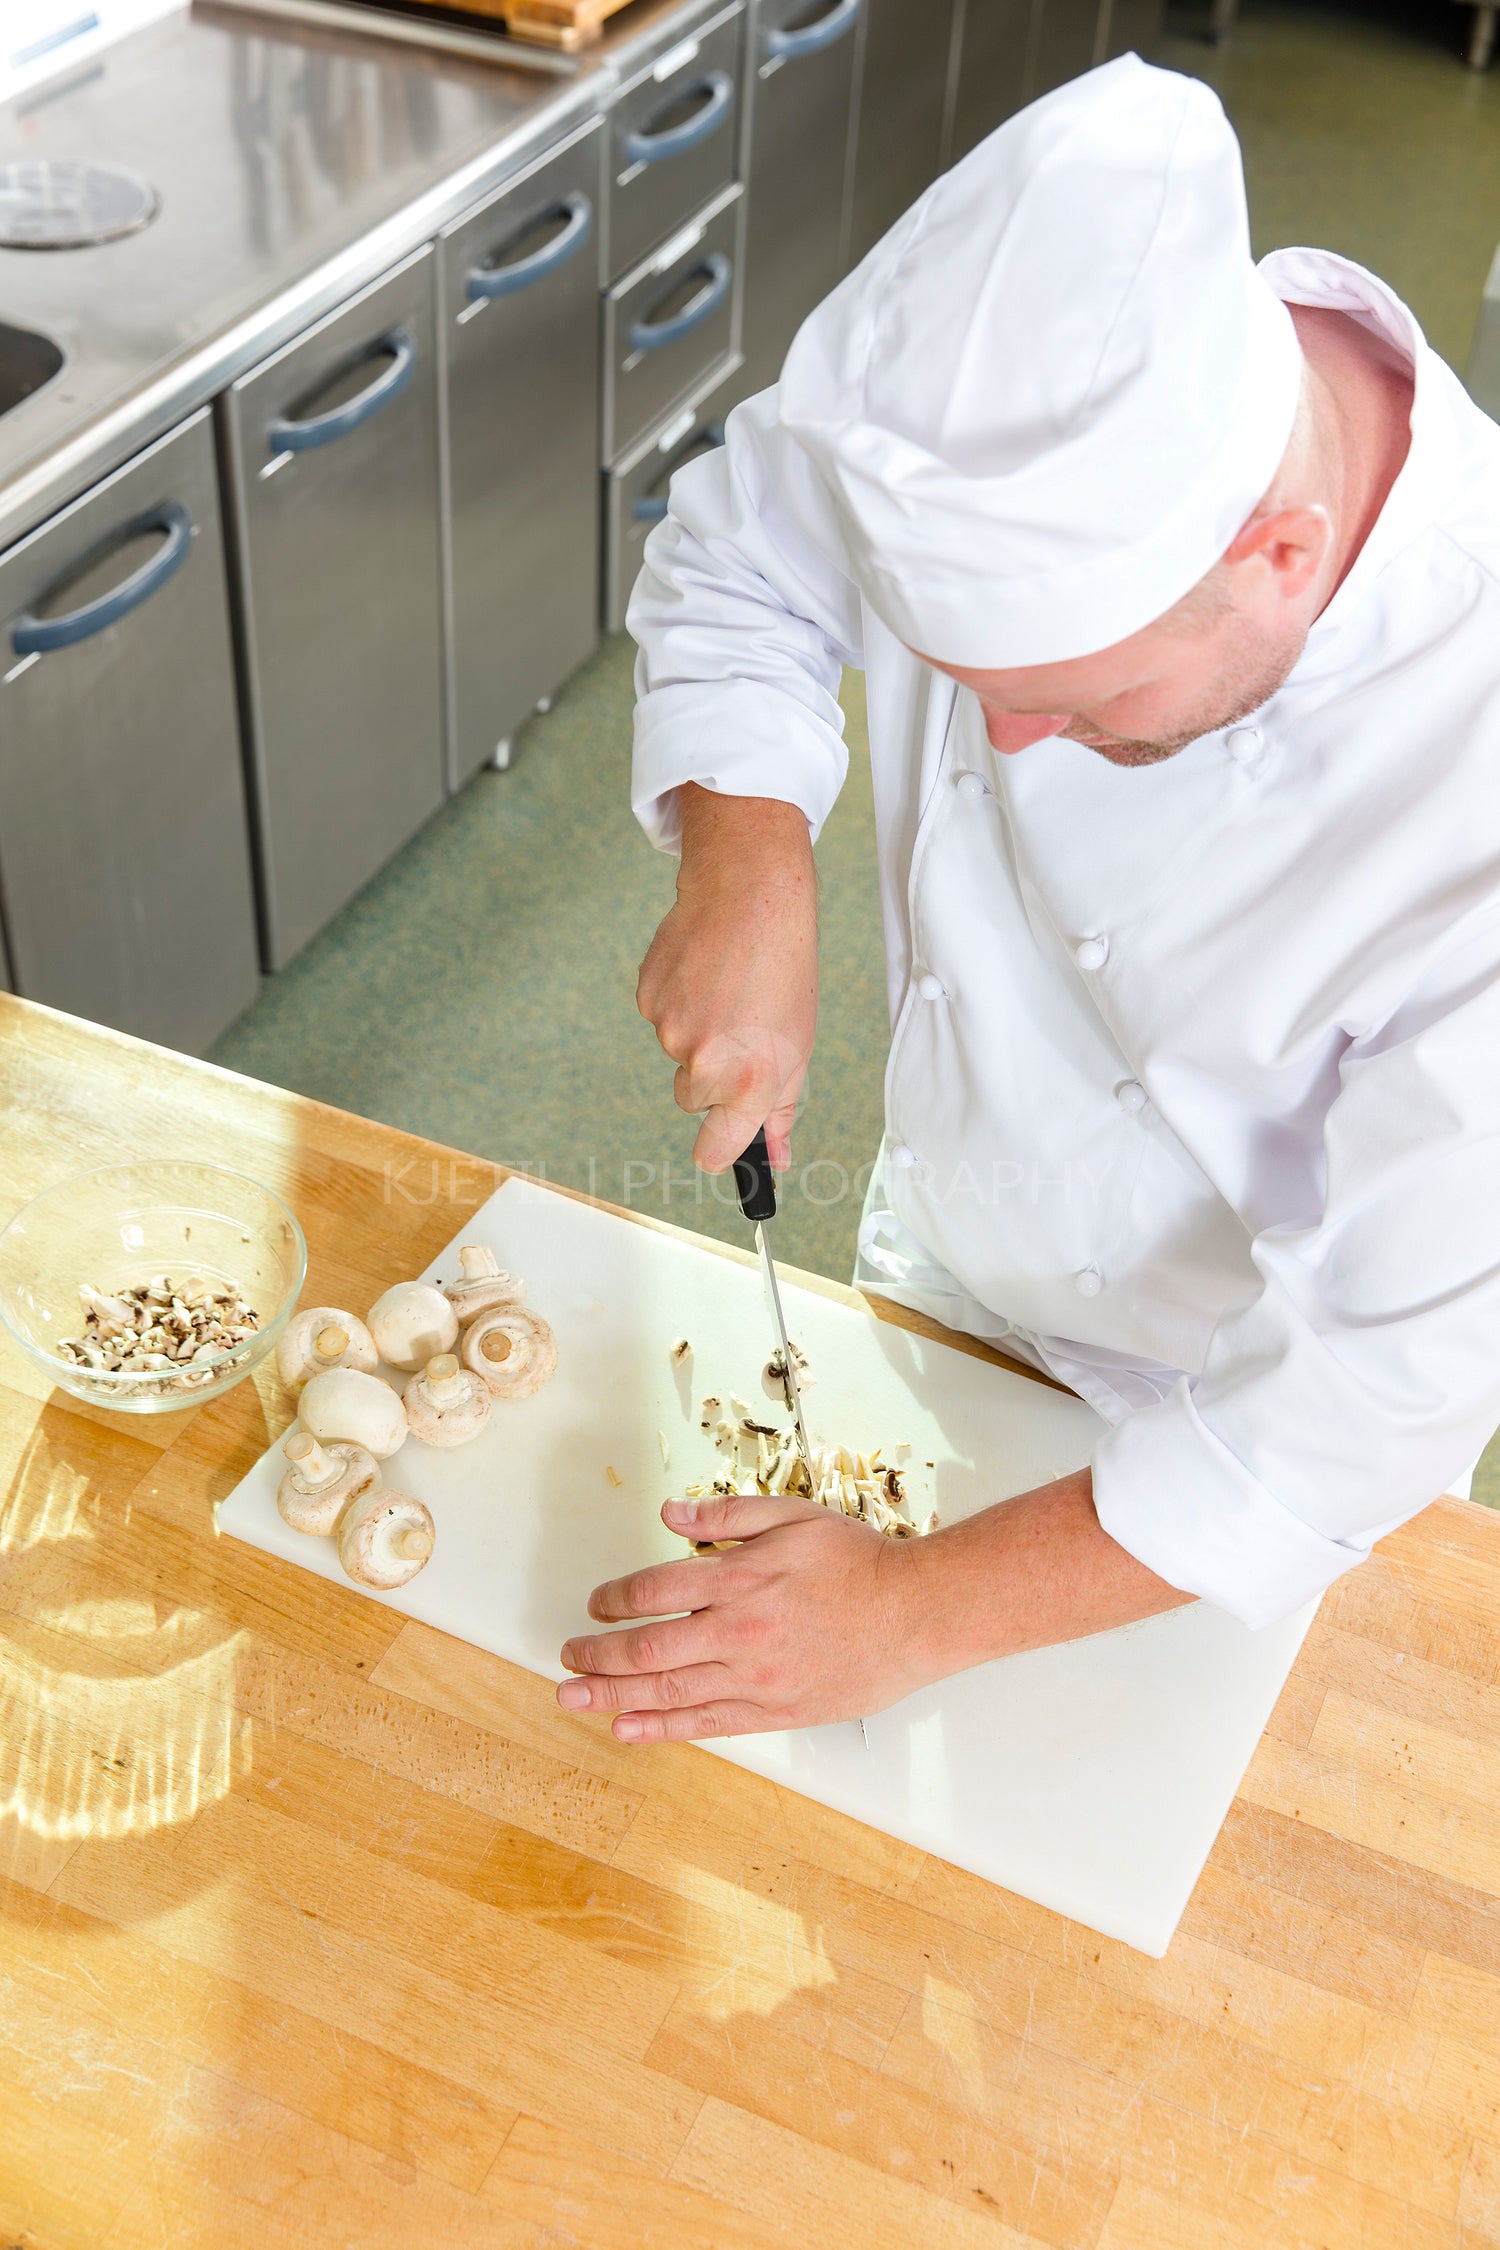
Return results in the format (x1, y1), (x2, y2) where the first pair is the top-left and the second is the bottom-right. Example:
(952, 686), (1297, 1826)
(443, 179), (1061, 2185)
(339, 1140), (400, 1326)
(663, 1491), (823, 1542)
(585, 1553), (735, 1623)
(560, 1615), (720, 1675)
(610, 1702), (775, 1744)
(762, 1089), (798, 1171)
(557, 1661), (738, 1715)
(690, 1097), (764, 1175)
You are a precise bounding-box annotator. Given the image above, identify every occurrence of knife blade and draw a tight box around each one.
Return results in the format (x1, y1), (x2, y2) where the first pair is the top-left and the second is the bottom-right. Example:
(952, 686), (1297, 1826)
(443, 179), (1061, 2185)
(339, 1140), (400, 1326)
(732, 1127), (812, 1476)
(732, 1126), (870, 1758)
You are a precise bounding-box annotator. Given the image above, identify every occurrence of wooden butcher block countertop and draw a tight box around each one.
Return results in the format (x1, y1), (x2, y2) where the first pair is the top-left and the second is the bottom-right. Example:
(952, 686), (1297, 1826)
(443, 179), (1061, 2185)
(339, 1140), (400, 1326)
(1, 991), (1498, 2250)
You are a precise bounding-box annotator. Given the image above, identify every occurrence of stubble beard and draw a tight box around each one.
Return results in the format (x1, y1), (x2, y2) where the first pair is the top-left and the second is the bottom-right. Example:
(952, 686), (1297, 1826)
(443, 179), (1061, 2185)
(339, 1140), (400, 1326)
(1059, 624), (1308, 768)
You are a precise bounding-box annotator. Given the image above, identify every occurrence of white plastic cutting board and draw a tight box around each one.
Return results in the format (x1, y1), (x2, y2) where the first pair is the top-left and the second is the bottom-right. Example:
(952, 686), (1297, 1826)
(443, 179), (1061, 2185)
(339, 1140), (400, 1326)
(218, 1178), (1317, 1956)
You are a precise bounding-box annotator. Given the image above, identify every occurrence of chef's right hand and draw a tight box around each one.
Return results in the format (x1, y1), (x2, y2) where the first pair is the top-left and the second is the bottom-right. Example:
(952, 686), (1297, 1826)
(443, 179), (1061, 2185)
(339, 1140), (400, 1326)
(637, 782), (818, 1173)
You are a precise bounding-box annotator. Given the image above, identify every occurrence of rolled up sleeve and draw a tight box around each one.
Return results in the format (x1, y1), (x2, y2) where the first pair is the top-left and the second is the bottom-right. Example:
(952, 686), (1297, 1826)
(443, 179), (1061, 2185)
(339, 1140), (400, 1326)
(1093, 913), (1500, 1627)
(627, 386), (865, 851)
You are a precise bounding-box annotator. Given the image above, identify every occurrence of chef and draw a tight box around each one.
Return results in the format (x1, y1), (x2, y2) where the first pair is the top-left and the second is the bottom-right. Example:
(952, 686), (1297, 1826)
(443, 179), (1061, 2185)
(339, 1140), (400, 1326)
(554, 55), (1500, 1743)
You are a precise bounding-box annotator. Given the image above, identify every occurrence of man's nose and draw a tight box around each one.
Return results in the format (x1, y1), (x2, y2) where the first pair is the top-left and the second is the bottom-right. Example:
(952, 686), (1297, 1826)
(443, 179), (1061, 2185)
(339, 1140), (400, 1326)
(983, 710), (1071, 754)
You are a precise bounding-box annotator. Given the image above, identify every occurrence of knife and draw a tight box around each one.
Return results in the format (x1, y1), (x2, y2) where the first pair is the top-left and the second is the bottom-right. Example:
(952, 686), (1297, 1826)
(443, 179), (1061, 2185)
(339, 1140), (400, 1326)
(731, 1128), (870, 1757)
(731, 1126), (813, 1477)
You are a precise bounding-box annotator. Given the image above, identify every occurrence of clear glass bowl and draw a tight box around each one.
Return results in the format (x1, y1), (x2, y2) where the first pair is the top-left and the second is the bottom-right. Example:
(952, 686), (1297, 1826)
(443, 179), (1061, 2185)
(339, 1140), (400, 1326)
(0, 1161), (306, 1414)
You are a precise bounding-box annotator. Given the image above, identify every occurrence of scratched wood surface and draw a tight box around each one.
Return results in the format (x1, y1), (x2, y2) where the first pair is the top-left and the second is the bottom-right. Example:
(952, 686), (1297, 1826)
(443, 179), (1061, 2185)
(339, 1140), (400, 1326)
(1, 990), (1498, 2248)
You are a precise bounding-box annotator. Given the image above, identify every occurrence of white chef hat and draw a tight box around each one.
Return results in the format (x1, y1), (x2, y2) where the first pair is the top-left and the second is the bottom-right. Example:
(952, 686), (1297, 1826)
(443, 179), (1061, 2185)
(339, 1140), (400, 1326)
(776, 55), (1303, 668)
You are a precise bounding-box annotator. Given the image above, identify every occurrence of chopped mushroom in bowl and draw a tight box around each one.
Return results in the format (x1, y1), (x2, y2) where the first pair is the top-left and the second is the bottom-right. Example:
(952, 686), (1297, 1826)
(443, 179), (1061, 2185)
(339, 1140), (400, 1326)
(0, 1162), (306, 1413)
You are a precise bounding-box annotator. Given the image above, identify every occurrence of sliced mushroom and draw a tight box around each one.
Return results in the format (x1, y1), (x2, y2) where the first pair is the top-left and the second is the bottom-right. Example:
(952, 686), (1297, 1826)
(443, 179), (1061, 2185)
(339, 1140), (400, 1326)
(299, 1365), (408, 1459)
(461, 1304), (557, 1399)
(337, 1488), (435, 1589)
(442, 1245), (526, 1326)
(762, 1341), (813, 1408)
(276, 1430), (380, 1535)
(367, 1281), (459, 1374)
(403, 1353), (491, 1448)
(275, 1306), (379, 1391)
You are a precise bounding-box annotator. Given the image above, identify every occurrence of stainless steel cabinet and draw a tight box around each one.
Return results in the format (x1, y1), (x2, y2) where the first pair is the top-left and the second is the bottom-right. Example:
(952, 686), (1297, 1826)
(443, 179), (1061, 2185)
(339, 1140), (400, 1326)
(0, 409), (259, 1053)
(604, 366), (735, 630)
(441, 122), (604, 789)
(604, 183), (742, 461)
(738, 0), (862, 398)
(1029, 0), (1106, 98)
(848, 0), (961, 264)
(947, 0), (1153, 164)
(947, 0), (1032, 161)
(1097, 0), (1163, 59)
(221, 247), (444, 971)
(608, 3), (745, 280)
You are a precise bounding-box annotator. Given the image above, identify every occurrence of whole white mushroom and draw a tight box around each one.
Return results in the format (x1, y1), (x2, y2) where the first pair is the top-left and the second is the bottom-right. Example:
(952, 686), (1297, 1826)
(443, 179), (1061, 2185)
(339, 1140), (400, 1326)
(461, 1304), (557, 1399)
(276, 1430), (380, 1535)
(300, 1365), (408, 1459)
(337, 1488), (435, 1589)
(442, 1244), (526, 1326)
(276, 1306), (379, 1391)
(404, 1353), (491, 1448)
(367, 1281), (459, 1373)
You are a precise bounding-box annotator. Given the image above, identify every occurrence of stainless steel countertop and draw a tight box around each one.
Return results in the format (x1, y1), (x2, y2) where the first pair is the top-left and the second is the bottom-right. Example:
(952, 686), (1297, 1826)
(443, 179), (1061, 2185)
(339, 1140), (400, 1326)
(0, 3), (609, 548)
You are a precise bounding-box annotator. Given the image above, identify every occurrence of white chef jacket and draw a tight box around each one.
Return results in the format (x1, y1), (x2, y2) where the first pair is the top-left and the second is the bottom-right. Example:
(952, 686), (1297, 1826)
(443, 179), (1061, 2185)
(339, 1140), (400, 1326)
(629, 246), (1500, 1629)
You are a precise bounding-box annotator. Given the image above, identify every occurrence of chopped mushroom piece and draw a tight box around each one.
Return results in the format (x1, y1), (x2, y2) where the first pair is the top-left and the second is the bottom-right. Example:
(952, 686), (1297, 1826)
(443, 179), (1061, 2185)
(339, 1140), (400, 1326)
(681, 1408), (932, 1539)
(403, 1353), (491, 1448)
(56, 1274), (261, 1396)
(337, 1489), (435, 1589)
(461, 1304), (558, 1399)
(276, 1431), (380, 1536)
(761, 1341), (813, 1409)
(668, 1337), (692, 1365)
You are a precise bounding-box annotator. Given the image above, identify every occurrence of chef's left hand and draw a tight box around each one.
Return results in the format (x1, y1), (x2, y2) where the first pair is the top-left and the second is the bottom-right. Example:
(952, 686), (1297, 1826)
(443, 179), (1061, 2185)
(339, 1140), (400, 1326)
(556, 1492), (936, 1740)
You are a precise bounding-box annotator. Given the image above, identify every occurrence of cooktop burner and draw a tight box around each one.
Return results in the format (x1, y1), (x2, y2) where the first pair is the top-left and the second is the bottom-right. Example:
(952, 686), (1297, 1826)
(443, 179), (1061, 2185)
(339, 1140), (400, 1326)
(0, 160), (158, 249)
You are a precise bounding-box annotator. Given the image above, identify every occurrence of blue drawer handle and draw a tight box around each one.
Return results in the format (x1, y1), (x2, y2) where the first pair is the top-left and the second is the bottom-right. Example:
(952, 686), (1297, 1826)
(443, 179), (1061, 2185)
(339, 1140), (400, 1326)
(266, 329), (416, 455)
(766, 0), (860, 59)
(11, 502), (193, 657)
(624, 72), (734, 164)
(630, 252), (732, 352)
(633, 421), (726, 520)
(465, 193), (594, 302)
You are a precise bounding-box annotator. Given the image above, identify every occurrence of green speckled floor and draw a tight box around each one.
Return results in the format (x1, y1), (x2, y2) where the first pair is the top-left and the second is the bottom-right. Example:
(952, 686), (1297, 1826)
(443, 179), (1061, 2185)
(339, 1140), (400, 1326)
(213, 0), (1500, 1501)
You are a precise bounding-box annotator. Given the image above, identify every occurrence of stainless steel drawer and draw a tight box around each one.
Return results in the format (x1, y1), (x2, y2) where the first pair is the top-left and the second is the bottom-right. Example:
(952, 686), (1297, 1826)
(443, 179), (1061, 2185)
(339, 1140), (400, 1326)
(440, 119), (604, 789)
(0, 408), (260, 1053)
(604, 184), (742, 464)
(603, 368), (736, 630)
(221, 247), (445, 972)
(608, 3), (744, 281)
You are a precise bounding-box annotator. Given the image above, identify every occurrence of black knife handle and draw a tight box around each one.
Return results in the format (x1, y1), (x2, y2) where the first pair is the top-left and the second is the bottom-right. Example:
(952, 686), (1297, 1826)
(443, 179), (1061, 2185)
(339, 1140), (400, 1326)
(732, 1126), (777, 1222)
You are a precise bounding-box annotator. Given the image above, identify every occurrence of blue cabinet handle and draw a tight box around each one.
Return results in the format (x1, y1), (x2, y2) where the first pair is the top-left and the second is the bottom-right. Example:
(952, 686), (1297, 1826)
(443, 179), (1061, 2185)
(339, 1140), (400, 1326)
(265, 328), (416, 455)
(629, 253), (732, 352)
(624, 72), (734, 164)
(634, 421), (726, 520)
(465, 192), (594, 303)
(766, 0), (861, 59)
(11, 502), (193, 657)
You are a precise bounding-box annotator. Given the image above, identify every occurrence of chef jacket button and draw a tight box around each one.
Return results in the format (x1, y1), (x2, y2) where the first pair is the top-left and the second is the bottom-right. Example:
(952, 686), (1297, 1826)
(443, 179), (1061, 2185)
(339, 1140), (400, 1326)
(1225, 725), (1261, 765)
(917, 973), (947, 1002)
(955, 771), (991, 801)
(889, 1143), (918, 1170)
(1074, 935), (1109, 972)
(1074, 1265), (1103, 1297)
(1116, 1079), (1147, 1114)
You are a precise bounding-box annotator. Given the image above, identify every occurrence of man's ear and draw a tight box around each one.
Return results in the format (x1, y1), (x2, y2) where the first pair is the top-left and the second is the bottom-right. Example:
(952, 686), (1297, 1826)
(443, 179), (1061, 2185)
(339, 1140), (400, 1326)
(1223, 505), (1332, 600)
